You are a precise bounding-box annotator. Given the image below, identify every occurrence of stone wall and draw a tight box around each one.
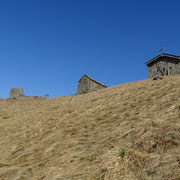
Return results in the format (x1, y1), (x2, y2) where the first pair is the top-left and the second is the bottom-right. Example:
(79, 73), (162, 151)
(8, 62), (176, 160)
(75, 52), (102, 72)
(77, 75), (107, 94)
(9, 88), (42, 99)
(148, 57), (180, 78)
(9, 88), (25, 99)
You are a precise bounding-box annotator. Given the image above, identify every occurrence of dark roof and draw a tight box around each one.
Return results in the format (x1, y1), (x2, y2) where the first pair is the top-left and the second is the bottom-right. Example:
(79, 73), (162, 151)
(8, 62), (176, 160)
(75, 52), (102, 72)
(145, 53), (180, 66)
(79, 74), (107, 87)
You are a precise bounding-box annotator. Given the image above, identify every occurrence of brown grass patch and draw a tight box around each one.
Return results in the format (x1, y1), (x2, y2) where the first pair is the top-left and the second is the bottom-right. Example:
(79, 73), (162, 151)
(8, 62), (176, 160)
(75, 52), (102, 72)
(0, 75), (180, 179)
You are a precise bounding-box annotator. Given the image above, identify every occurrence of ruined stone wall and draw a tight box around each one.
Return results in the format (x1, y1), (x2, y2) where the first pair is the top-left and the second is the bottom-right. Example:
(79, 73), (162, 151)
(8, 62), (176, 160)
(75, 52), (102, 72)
(9, 88), (25, 99)
(77, 76), (107, 94)
(9, 88), (42, 99)
(148, 57), (180, 78)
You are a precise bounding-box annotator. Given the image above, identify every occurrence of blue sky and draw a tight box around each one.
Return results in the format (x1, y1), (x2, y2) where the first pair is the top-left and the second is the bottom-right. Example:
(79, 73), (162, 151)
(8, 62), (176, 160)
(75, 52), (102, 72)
(0, 0), (180, 98)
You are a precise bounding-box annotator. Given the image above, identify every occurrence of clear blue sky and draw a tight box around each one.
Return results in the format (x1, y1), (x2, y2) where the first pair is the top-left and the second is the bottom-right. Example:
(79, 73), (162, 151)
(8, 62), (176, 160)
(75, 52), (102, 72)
(0, 0), (180, 98)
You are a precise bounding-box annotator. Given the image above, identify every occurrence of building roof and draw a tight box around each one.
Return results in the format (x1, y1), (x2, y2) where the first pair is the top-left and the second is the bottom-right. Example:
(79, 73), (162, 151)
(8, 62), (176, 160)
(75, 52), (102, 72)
(79, 74), (107, 87)
(145, 53), (180, 66)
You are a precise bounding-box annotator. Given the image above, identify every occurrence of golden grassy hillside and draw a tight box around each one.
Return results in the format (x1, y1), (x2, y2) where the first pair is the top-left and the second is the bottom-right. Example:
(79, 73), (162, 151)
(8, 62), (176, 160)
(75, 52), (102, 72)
(0, 75), (180, 180)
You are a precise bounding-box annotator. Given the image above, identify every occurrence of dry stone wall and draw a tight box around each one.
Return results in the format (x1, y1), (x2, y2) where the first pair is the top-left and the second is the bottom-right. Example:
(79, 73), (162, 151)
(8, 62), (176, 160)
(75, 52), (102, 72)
(9, 88), (25, 99)
(9, 88), (42, 99)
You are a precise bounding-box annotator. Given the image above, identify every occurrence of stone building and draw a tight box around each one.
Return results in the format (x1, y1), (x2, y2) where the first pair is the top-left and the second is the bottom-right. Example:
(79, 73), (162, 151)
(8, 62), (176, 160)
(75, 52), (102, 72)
(9, 88), (25, 99)
(77, 74), (107, 94)
(146, 53), (180, 78)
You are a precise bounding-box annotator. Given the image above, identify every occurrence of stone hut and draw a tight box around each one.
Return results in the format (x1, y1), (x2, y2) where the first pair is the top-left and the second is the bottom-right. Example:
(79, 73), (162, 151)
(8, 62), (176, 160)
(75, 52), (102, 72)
(9, 88), (25, 99)
(77, 74), (107, 94)
(146, 53), (180, 78)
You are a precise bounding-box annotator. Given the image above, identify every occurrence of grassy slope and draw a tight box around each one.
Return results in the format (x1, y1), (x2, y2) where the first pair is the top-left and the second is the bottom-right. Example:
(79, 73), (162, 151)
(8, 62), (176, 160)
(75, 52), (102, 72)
(0, 75), (180, 180)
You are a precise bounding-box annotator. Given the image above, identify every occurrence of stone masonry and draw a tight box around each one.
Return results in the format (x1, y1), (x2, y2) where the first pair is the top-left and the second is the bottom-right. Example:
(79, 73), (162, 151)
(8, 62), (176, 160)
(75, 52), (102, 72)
(77, 74), (107, 94)
(9, 88), (42, 99)
(146, 53), (180, 78)
(9, 88), (25, 99)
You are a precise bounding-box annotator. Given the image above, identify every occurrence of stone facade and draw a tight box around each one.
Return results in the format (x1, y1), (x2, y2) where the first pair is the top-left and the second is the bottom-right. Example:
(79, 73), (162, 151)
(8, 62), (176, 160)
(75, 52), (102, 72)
(77, 74), (107, 94)
(146, 53), (180, 78)
(9, 88), (25, 99)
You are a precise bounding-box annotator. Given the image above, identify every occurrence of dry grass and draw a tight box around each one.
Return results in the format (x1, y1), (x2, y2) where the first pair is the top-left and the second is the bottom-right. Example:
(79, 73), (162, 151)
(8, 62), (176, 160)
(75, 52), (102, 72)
(0, 75), (180, 180)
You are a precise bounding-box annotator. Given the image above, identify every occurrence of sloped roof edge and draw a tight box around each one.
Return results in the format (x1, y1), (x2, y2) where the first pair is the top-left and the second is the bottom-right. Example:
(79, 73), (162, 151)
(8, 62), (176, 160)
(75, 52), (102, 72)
(145, 53), (180, 66)
(79, 74), (107, 87)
